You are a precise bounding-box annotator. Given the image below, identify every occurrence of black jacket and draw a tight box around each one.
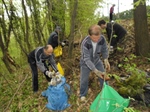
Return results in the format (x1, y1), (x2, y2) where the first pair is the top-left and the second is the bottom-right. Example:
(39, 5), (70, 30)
(106, 22), (127, 43)
(48, 31), (58, 49)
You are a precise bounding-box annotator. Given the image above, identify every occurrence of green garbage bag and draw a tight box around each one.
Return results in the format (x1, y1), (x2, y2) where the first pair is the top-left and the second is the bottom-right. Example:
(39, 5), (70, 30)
(90, 82), (130, 112)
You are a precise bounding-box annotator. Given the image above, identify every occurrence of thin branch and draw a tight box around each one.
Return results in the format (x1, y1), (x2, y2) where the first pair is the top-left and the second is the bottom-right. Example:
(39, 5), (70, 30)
(3, 74), (29, 112)
(0, 73), (14, 92)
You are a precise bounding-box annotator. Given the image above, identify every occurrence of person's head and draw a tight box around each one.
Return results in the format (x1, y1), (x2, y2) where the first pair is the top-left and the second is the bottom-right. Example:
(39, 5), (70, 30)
(88, 25), (101, 43)
(55, 26), (62, 33)
(97, 20), (107, 29)
(112, 4), (115, 7)
(44, 45), (53, 56)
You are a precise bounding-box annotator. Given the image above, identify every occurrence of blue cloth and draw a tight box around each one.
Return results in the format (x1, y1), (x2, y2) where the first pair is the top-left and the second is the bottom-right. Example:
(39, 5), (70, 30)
(42, 77), (70, 111)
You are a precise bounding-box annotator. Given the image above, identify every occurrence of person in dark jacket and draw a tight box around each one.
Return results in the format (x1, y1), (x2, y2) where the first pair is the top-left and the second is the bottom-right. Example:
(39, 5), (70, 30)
(80, 25), (110, 101)
(48, 26), (65, 49)
(98, 20), (127, 52)
(109, 4), (115, 22)
(28, 45), (59, 92)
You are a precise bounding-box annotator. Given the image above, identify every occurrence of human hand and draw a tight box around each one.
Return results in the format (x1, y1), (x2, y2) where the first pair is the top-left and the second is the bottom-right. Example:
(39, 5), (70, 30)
(55, 72), (62, 80)
(61, 42), (65, 46)
(48, 78), (57, 86)
(46, 71), (55, 78)
(104, 59), (110, 71)
(93, 69), (105, 78)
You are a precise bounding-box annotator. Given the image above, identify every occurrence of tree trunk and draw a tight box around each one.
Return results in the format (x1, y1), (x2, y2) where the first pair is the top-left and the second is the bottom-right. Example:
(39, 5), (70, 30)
(66, 0), (78, 75)
(22, 0), (31, 51)
(31, 0), (45, 45)
(134, 0), (150, 57)
(0, 0), (19, 73)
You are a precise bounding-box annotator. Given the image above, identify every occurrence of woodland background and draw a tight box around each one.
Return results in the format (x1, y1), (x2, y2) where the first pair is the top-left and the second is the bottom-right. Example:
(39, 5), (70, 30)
(0, 0), (150, 112)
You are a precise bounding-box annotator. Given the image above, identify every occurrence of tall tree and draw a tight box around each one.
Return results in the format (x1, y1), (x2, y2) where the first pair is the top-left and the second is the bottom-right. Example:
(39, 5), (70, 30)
(21, 0), (30, 51)
(134, 0), (150, 57)
(0, 0), (19, 73)
(68, 0), (78, 59)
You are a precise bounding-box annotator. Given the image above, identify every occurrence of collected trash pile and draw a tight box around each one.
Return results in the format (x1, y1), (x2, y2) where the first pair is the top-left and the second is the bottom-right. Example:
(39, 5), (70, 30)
(42, 75), (71, 111)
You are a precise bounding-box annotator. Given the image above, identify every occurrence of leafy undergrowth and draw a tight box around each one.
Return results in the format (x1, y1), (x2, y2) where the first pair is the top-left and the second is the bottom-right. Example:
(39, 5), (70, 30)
(1, 20), (150, 111)
(1, 46), (150, 112)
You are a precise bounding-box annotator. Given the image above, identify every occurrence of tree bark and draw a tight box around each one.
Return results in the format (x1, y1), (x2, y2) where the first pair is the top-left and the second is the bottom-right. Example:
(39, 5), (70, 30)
(0, 0), (19, 73)
(66, 0), (78, 75)
(134, 0), (150, 57)
(22, 0), (31, 51)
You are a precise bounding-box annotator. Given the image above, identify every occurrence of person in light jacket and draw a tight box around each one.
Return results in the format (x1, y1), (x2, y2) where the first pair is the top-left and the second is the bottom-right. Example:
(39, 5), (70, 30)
(80, 25), (110, 101)
(28, 45), (59, 92)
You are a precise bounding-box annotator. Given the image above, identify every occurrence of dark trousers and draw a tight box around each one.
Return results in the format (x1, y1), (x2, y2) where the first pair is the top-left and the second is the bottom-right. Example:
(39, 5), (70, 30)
(109, 13), (113, 22)
(29, 62), (39, 92)
(111, 34), (126, 47)
(28, 57), (51, 92)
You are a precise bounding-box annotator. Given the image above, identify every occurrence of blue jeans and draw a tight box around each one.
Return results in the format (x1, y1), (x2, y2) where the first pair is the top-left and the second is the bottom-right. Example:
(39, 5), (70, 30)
(80, 61), (106, 97)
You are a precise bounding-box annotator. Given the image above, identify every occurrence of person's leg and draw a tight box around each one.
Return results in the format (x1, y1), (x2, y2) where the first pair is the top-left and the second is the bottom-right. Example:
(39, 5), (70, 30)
(29, 62), (39, 92)
(110, 36), (118, 54)
(28, 55), (40, 92)
(95, 61), (107, 88)
(110, 13), (112, 22)
(80, 65), (91, 97)
(111, 37), (117, 47)
(117, 34), (126, 44)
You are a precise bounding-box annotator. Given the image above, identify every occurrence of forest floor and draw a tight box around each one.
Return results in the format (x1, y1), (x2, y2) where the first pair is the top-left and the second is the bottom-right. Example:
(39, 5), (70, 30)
(1, 19), (150, 112)
(60, 44), (150, 112)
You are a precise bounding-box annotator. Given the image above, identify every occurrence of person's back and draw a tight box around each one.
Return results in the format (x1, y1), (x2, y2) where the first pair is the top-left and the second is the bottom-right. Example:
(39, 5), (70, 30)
(98, 20), (127, 54)
(48, 31), (58, 49)
(48, 26), (62, 49)
(106, 22), (127, 45)
(113, 23), (127, 41)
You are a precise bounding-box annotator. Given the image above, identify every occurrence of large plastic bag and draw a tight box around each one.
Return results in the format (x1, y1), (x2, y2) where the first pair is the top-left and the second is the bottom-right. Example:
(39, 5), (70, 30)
(54, 45), (62, 57)
(90, 82), (130, 112)
(42, 77), (70, 111)
(57, 62), (64, 76)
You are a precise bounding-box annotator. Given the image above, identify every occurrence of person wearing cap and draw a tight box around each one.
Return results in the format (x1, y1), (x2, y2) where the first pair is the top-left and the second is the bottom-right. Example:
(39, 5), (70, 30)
(109, 4), (115, 22)
(28, 45), (60, 92)
(80, 25), (110, 102)
(97, 20), (127, 53)
(48, 26), (65, 49)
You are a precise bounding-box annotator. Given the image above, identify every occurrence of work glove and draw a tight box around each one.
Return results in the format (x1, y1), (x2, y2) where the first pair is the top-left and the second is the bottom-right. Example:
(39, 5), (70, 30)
(104, 59), (110, 71)
(48, 75), (62, 86)
(61, 42), (66, 47)
(109, 46), (114, 54)
(93, 69), (105, 79)
(93, 69), (110, 81)
(48, 77), (57, 86)
(55, 72), (62, 80)
(46, 71), (55, 78)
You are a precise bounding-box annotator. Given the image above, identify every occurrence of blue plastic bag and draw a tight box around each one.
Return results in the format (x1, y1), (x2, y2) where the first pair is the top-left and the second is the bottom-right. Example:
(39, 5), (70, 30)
(42, 77), (70, 111)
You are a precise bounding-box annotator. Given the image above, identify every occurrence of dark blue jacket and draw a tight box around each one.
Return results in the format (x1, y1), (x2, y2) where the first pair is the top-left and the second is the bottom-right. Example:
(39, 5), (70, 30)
(48, 31), (58, 49)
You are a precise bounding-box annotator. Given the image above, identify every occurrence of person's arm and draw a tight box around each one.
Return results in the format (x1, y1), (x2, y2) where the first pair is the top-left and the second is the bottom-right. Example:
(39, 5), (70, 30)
(48, 54), (58, 72)
(35, 47), (48, 73)
(81, 39), (95, 71)
(106, 23), (112, 42)
(101, 36), (109, 59)
(114, 23), (127, 38)
(101, 36), (110, 71)
(52, 35), (59, 48)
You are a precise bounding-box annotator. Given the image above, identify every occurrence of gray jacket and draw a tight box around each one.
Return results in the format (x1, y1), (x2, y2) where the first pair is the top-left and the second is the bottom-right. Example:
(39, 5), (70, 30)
(80, 35), (109, 71)
(29, 47), (58, 73)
